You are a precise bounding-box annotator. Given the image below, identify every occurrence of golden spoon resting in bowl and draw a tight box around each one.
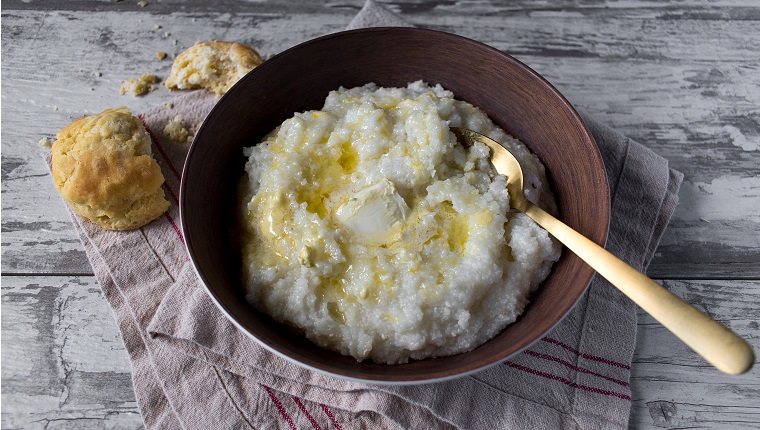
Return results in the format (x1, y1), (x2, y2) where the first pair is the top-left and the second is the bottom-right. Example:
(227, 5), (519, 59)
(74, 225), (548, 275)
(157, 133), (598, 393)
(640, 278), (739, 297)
(451, 127), (754, 375)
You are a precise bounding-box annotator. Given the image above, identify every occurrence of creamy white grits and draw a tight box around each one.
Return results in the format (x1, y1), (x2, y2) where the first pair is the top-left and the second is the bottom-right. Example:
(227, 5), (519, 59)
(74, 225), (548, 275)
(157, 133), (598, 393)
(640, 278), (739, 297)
(239, 81), (560, 364)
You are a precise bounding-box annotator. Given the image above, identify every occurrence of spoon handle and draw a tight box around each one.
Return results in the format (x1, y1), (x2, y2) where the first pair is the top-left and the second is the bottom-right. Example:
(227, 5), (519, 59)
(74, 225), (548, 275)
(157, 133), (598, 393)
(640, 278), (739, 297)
(522, 202), (755, 375)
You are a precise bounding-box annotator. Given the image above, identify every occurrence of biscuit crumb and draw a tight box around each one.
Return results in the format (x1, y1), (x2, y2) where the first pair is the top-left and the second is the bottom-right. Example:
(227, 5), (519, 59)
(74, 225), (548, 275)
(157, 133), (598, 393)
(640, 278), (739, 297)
(164, 101), (175, 109)
(154, 24), (162, 30)
(137, 0), (148, 7)
(93, 71), (102, 77)
(119, 74), (160, 96)
(156, 51), (168, 60)
(165, 41), (264, 95)
(38, 137), (55, 148)
(163, 115), (192, 142)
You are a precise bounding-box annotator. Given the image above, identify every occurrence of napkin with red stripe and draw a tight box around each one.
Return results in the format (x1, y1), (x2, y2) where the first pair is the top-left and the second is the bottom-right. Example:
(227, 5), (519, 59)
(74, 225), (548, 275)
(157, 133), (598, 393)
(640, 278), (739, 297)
(57, 1), (683, 428)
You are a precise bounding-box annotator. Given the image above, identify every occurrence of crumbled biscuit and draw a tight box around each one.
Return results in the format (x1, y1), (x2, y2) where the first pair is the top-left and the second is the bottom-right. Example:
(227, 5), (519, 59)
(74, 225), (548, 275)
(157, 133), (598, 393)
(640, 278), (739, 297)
(163, 115), (191, 142)
(38, 137), (55, 148)
(119, 74), (160, 96)
(51, 107), (169, 230)
(156, 51), (168, 60)
(137, 0), (148, 7)
(165, 41), (263, 95)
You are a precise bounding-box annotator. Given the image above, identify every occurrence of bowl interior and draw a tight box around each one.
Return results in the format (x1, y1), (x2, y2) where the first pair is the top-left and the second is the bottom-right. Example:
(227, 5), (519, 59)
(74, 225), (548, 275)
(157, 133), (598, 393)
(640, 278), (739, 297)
(181, 28), (610, 383)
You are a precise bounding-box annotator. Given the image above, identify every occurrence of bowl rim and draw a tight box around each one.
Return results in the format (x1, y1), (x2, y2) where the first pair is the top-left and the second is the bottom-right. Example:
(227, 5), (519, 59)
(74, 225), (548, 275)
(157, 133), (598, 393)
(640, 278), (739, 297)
(180, 27), (611, 384)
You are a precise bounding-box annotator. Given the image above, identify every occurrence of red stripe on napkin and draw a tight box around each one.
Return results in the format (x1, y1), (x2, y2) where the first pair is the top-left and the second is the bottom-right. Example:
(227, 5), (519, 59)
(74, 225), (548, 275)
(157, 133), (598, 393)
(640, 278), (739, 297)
(263, 385), (297, 430)
(542, 337), (632, 370)
(293, 396), (322, 430)
(504, 361), (631, 401)
(164, 213), (184, 244)
(139, 116), (183, 182)
(523, 350), (629, 387)
(320, 404), (343, 430)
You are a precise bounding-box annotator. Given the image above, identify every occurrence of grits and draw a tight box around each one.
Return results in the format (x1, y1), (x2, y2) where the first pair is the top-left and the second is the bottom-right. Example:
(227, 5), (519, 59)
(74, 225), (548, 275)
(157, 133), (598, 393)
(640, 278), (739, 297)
(239, 81), (561, 364)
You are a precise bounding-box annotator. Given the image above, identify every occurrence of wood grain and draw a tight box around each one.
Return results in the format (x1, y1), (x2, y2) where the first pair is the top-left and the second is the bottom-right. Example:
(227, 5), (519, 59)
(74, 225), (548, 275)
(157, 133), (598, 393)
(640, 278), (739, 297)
(1, 276), (143, 429)
(630, 280), (760, 429)
(2, 1), (759, 429)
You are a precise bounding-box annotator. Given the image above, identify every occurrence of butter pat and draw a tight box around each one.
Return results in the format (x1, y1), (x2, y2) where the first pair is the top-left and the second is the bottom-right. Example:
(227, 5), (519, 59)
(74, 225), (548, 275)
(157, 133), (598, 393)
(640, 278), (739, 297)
(335, 178), (410, 243)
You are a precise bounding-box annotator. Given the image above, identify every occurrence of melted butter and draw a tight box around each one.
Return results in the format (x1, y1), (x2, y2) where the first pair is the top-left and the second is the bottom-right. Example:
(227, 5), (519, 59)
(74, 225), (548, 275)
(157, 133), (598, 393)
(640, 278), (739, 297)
(335, 179), (410, 244)
(294, 136), (357, 219)
(364, 284), (382, 305)
(316, 278), (346, 301)
(316, 276), (360, 325)
(296, 188), (328, 218)
(448, 215), (470, 254)
(337, 140), (358, 173)
(269, 136), (285, 156)
(434, 201), (469, 254)
(327, 302), (346, 324)
(372, 270), (383, 287)
(474, 209), (494, 225)
(243, 190), (298, 269)
(255, 191), (289, 241)
(244, 235), (288, 269)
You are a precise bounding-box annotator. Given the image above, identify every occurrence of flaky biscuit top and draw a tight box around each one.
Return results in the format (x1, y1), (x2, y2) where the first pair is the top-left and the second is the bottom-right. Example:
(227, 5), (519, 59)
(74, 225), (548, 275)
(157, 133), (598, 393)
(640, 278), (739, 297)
(51, 107), (169, 230)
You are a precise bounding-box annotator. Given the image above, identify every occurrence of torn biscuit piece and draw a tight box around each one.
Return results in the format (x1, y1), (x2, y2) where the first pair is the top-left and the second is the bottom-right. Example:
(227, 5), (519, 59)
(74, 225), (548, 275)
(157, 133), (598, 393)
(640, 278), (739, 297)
(163, 115), (191, 142)
(51, 107), (170, 230)
(120, 74), (160, 96)
(165, 41), (263, 95)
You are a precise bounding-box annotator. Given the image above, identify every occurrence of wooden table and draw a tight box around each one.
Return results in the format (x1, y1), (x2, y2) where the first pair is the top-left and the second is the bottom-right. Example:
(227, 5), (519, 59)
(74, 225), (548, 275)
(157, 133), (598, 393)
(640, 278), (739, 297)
(2, 1), (758, 428)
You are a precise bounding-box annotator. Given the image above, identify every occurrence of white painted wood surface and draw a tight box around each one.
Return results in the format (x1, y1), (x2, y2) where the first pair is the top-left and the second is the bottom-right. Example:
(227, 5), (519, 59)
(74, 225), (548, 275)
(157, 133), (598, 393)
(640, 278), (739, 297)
(2, 1), (759, 429)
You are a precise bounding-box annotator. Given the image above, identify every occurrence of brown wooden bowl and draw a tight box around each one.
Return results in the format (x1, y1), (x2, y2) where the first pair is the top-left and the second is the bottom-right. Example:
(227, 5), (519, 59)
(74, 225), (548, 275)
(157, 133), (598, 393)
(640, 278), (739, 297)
(181, 28), (610, 383)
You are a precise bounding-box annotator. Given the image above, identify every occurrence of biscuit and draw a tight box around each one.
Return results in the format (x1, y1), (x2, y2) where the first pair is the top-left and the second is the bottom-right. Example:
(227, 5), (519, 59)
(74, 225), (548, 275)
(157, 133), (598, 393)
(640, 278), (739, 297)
(51, 107), (170, 230)
(165, 41), (263, 95)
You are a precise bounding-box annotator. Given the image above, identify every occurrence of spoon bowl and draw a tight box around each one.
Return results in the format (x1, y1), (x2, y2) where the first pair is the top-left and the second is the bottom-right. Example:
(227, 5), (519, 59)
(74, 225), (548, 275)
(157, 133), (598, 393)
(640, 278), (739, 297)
(452, 127), (755, 375)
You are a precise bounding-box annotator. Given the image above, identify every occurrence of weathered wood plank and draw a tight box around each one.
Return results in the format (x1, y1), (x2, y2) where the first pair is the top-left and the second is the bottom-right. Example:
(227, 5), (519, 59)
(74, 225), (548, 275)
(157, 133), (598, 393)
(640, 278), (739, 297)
(2, 0), (760, 17)
(2, 8), (759, 277)
(1, 276), (143, 430)
(630, 279), (760, 429)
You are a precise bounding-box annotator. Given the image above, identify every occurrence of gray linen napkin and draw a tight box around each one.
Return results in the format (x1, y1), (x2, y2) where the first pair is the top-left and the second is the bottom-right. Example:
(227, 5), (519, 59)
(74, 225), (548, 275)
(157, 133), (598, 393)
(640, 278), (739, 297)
(55, 2), (684, 428)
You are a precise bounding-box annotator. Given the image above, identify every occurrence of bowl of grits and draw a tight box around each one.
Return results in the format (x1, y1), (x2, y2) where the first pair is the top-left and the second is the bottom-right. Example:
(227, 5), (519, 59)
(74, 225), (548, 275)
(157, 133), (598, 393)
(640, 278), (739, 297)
(181, 28), (610, 382)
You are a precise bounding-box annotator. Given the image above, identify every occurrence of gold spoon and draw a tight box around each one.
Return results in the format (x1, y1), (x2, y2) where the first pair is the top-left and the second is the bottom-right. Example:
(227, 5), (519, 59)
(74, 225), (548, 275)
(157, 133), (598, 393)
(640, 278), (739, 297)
(452, 127), (755, 375)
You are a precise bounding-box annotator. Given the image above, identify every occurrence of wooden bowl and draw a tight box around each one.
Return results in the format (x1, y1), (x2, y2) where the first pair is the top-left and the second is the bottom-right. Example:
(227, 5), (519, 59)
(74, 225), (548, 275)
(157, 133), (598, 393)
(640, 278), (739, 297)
(181, 28), (610, 383)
